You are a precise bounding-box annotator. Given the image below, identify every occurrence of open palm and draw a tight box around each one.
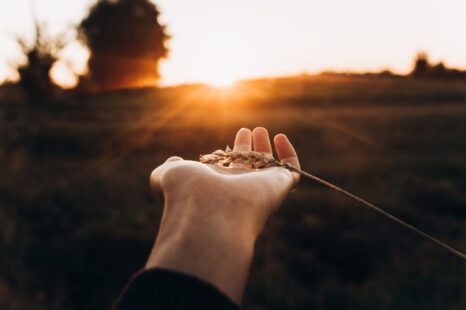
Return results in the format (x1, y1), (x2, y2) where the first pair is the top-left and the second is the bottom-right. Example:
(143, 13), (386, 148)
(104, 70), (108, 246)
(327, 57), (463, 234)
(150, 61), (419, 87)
(150, 127), (300, 237)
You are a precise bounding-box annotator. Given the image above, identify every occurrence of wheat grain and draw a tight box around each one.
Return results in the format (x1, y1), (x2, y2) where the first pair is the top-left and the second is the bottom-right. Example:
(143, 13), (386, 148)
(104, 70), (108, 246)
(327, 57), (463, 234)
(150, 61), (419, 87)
(200, 146), (282, 168)
(199, 147), (466, 260)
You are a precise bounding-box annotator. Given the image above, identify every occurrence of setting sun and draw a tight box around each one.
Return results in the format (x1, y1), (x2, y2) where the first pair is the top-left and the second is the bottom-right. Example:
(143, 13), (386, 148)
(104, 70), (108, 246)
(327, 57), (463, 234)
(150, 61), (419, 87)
(205, 28), (241, 87)
(1, 0), (466, 86)
(207, 73), (238, 88)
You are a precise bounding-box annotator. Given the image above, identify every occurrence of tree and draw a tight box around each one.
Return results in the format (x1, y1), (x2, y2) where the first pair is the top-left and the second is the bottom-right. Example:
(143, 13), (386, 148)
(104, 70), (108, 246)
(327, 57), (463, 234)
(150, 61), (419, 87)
(432, 62), (446, 77)
(78, 0), (169, 91)
(16, 22), (67, 100)
(411, 52), (430, 77)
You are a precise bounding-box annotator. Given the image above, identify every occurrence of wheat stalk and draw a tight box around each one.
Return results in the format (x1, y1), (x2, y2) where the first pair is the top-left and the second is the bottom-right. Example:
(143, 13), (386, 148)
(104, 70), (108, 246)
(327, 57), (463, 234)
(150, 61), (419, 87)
(200, 147), (466, 260)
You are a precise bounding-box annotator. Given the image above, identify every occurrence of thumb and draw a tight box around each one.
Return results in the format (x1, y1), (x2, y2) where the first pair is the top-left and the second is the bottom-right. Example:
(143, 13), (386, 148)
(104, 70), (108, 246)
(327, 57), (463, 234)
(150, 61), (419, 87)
(150, 156), (184, 198)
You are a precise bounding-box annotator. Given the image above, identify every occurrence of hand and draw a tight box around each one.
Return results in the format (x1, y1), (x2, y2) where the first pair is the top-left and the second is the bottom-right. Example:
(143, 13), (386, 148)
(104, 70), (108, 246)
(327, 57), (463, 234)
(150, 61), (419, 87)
(150, 127), (300, 239)
(146, 127), (300, 304)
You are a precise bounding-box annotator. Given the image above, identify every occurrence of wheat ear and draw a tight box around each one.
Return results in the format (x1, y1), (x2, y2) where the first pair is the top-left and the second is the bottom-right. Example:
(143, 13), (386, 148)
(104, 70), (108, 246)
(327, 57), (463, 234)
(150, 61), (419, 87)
(200, 147), (466, 260)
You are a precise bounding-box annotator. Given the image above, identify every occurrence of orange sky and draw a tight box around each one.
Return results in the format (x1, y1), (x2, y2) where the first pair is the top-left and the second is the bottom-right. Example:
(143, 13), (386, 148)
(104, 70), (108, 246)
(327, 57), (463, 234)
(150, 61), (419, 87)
(1, 0), (466, 87)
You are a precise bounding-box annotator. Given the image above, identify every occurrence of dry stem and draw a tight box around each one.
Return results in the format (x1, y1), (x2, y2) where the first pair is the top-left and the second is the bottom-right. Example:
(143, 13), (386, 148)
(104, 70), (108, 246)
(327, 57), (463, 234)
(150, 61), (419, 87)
(200, 147), (466, 260)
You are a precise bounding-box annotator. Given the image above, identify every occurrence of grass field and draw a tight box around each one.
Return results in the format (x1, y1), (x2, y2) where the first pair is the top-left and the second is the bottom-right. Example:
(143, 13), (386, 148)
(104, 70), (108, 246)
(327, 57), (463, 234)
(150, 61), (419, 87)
(1, 76), (466, 310)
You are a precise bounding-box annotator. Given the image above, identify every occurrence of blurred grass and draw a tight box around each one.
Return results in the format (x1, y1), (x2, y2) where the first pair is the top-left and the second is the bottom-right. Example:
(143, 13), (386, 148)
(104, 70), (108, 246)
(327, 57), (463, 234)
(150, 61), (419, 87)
(1, 76), (466, 310)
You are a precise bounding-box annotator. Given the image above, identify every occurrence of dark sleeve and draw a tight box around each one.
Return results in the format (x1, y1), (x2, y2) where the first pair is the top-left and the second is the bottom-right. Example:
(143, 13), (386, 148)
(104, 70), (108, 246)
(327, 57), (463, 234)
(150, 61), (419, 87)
(113, 268), (240, 310)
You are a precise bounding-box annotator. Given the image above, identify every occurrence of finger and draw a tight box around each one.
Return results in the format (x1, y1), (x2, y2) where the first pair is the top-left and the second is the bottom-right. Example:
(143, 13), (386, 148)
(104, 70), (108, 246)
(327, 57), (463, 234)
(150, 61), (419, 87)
(274, 134), (300, 184)
(150, 156), (184, 197)
(233, 128), (252, 151)
(274, 134), (300, 169)
(252, 127), (272, 154)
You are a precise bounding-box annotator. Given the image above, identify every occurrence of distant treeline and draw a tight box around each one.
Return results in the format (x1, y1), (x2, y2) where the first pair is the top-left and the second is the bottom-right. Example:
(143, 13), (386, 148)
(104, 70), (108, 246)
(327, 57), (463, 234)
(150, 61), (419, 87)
(2, 0), (466, 102)
(411, 52), (466, 79)
(318, 52), (466, 80)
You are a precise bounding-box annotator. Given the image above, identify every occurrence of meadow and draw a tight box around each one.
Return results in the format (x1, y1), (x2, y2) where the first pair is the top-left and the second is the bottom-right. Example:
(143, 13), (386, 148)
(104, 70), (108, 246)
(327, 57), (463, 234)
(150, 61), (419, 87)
(1, 75), (466, 310)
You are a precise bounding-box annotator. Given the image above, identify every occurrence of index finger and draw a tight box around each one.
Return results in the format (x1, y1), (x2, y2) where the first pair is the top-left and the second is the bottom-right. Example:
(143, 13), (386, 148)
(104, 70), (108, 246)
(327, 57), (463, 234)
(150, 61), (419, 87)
(234, 128), (252, 151)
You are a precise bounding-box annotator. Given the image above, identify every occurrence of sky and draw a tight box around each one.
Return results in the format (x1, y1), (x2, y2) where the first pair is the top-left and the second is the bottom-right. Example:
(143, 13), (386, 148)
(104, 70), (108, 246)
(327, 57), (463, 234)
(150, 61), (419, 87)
(0, 0), (466, 87)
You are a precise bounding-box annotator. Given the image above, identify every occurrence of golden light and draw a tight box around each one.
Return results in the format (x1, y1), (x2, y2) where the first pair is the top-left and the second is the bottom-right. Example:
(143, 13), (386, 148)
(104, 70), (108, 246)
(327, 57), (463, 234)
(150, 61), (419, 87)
(50, 42), (89, 89)
(207, 55), (240, 87)
(208, 74), (238, 88)
(50, 61), (78, 89)
(205, 28), (242, 88)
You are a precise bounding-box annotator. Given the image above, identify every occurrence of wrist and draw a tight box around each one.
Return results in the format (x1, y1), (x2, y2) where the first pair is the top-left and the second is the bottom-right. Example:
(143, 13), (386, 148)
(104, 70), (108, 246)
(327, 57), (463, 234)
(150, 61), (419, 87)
(145, 197), (256, 303)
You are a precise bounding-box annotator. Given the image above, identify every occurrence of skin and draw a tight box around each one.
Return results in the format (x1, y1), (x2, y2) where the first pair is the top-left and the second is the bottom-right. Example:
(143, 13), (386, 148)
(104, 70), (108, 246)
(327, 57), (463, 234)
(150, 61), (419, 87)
(146, 127), (300, 304)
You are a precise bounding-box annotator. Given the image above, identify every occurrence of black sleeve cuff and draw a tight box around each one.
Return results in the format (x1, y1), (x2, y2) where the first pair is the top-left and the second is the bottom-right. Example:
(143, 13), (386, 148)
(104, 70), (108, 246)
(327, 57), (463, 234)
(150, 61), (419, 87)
(113, 268), (240, 310)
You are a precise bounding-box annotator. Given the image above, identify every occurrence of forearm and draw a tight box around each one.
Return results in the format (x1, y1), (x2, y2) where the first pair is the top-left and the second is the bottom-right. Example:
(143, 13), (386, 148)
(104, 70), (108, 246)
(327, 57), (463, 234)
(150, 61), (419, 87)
(145, 198), (256, 304)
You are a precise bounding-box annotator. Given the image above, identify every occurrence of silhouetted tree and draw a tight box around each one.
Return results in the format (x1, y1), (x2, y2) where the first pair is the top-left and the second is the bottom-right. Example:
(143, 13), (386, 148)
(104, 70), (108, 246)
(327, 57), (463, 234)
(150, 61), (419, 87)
(411, 52), (430, 77)
(432, 62), (446, 77)
(16, 22), (66, 100)
(78, 0), (169, 91)
(410, 53), (466, 79)
(378, 69), (394, 77)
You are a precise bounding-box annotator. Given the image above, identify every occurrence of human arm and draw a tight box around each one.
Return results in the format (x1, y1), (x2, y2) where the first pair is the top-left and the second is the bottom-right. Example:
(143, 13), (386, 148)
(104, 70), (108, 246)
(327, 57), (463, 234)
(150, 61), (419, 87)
(145, 127), (300, 303)
(114, 127), (300, 309)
